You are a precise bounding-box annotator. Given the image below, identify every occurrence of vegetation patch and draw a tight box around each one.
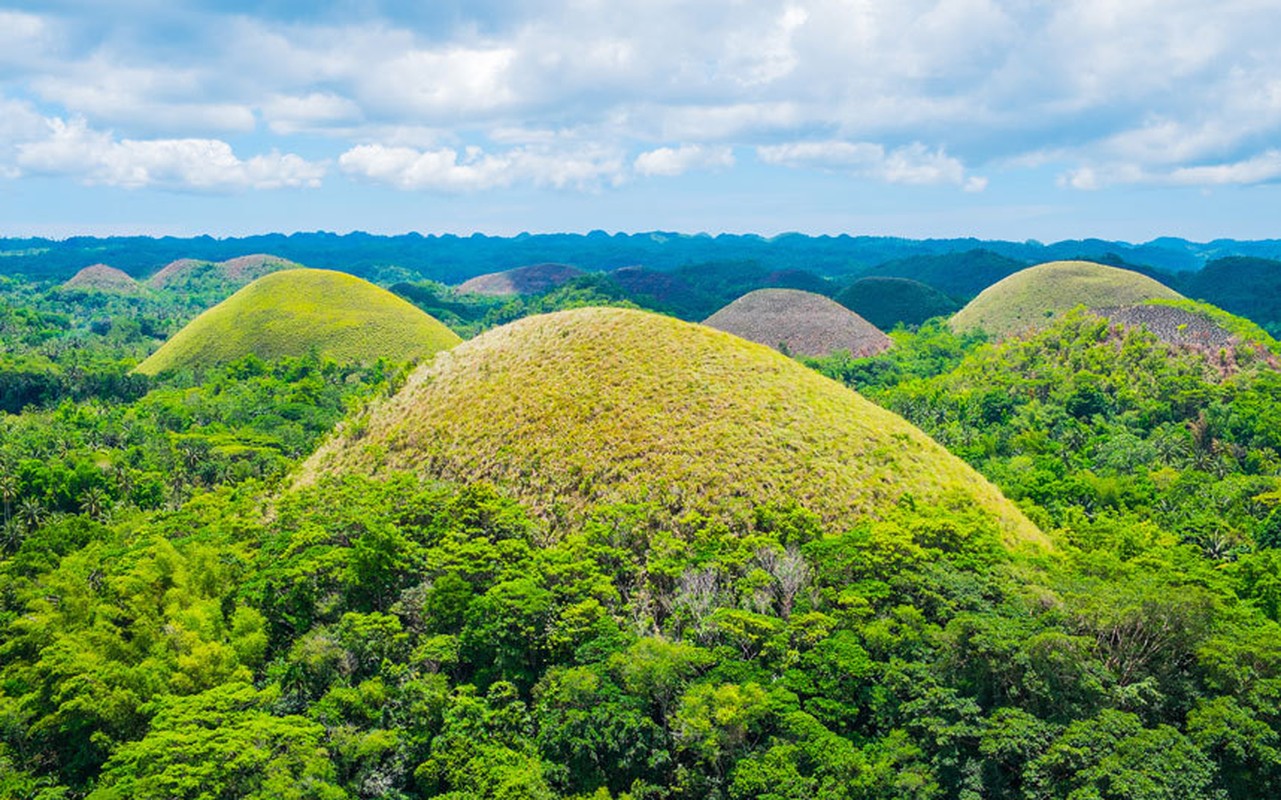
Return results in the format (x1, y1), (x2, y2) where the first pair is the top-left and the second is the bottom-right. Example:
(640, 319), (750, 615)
(457, 263), (587, 296)
(835, 276), (960, 330)
(301, 306), (1043, 548)
(950, 260), (1184, 338)
(135, 269), (461, 376)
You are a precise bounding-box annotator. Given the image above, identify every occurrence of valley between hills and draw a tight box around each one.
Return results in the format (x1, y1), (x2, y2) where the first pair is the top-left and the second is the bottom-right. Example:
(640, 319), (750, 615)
(3, 239), (1281, 799)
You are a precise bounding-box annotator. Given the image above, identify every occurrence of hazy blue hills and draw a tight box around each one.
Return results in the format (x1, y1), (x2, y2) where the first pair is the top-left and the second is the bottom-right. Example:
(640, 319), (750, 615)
(7, 231), (1281, 283)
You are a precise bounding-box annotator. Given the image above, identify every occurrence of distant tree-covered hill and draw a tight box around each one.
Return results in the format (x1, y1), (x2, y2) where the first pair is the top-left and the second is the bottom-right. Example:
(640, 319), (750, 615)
(6, 231), (1281, 284)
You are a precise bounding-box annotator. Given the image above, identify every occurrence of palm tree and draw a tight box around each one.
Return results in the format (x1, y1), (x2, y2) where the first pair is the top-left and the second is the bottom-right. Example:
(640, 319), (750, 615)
(17, 496), (45, 531)
(80, 486), (108, 521)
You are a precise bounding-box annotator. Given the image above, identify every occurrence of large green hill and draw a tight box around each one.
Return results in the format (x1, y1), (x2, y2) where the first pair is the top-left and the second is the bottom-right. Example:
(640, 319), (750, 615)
(950, 260), (1183, 338)
(135, 269), (461, 375)
(835, 276), (960, 329)
(301, 306), (1044, 548)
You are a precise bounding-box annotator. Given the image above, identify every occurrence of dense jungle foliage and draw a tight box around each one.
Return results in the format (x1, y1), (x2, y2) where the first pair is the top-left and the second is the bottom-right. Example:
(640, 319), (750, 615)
(4, 269), (1281, 799)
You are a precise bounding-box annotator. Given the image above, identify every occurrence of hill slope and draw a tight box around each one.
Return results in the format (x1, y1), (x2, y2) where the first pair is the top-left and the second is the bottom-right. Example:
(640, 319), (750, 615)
(835, 277), (960, 330)
(301, 307), (1044, 548)
(861, 248), (1028, 299)
(61, 264), (142, 293)
(135, 269), (461, 375)
(457, 263), (586, 296)
(951, 260), (1183, 337)
(704, 288), (892, 357)
(148, 254), (301, 291)
(1177, 256), (1281, 332)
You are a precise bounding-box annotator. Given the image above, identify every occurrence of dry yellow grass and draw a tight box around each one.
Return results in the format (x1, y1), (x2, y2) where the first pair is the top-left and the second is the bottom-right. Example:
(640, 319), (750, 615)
(951, 260), (1184, 338)
(135, 269), (461, 375)
(300, 307), (1046, 549)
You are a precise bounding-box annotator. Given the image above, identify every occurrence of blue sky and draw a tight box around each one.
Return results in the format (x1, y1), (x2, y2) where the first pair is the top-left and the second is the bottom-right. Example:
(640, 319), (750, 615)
(1, 0), (1280, 241)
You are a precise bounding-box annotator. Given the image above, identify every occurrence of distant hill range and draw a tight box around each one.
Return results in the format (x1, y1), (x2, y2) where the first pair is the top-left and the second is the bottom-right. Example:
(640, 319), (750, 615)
(7, 232), (1281, 284)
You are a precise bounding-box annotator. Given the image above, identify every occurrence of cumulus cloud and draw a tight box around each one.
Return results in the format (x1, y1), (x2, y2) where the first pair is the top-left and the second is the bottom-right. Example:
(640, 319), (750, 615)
(1063, 151), (1281, 190)
(634, 144), (735, 177)
(338, 142), (625, 191)
(4, 1), (1281, 194)
(15, 117), (324, 191)
(757, 140), (983, 189)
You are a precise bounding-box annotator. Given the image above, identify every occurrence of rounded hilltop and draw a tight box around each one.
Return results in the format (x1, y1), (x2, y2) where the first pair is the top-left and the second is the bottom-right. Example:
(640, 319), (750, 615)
(135, 268), (461, 376)
(950, 260), (1183, 338)
(835, 277), (960, 330)
(301, 306), (1044, 549)
(703, 288), (892, 358)
(148, 253), (301, 291)
(457, 263), (585, 296)
(62, 264), (142, 294)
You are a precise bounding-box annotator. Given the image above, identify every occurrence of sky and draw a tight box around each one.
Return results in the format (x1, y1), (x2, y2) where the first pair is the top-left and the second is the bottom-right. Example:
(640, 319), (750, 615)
(1, 0), (1280, 241)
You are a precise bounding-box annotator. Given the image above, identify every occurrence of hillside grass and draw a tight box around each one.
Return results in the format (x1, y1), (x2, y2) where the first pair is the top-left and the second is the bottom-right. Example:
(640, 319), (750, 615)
(301, 306), (1045, 549)
(62, 264), (144, 294)
(704, 288), (891, 357)
(950, 260), (1183, 338)
(457, 263), (586, 296)
(135, 269), (461, 375)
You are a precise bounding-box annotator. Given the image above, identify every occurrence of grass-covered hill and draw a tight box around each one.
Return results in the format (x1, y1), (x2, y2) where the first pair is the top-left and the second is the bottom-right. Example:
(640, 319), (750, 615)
(147, 253), (301, 292)
(835, 276), (960, 330)
(704, 288), (892, 357)
(456, 263), (587, 296)
(61, 264), (143, 294)
(134, 268), (461, 376)
(950, 260), (1184, 338)
(301, 306), (1044, 547)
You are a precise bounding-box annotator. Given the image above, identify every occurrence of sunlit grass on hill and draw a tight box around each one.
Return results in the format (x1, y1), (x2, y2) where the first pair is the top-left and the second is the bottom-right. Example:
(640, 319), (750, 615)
(300, 306), (1045, 549)
(950, 260), (1183, 338)
(134, 269), (461, 375)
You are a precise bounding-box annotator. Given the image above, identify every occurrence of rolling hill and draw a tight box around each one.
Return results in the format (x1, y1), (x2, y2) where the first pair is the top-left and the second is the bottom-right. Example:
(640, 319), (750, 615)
(950, 260), (1184, 338)
(860, 248), (1029, 299)
(704, 288), (891, 357)
(147, 254), (301, 291)
(134, 269), (461, 375)
(61, 264), (142, 293)
(457, 263), (586, 296)
(1176, 256), (1281, 332)
(300, 306), (1044, 548)
(835, 276), (960, 330)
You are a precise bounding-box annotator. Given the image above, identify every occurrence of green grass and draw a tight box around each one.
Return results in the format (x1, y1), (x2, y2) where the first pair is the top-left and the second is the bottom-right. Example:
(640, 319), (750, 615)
(135, 269), (462, 375)
(950, 260), (1183, 338)
(301, 306), (1046, 549)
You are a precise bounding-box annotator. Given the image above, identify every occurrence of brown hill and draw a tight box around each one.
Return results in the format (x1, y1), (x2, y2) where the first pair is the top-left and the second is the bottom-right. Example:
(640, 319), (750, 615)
(1091, 305), (1234, 349)
(703, 288), (891, 357)
(62, 264), (142, 293)
(457, 263), (585, 296)
(148, 254), (301, 290)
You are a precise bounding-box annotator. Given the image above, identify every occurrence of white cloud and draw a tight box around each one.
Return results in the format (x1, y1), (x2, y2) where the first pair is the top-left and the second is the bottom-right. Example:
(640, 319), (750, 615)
(338, 142), (624, 191)
(1063, 151), (1281, 190)
(757, 140), (981, 188)
(262, 92), (363, 135)
(634, 144), (735, 177)
(5, 1), (1281, 197)
(16, 117), (324, 191)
